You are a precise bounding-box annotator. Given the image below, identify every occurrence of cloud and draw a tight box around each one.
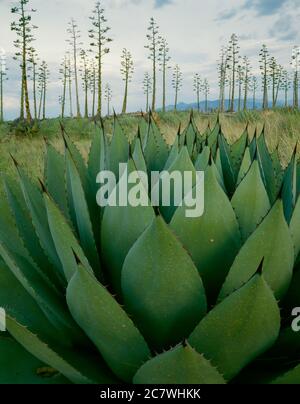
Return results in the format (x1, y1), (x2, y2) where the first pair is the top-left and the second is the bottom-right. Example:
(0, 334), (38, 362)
(217, 0), (288, 21)
(217, 8), (238, 21)
(154, 0), (173, 8)
(269, 8), (300, 42)
(242, 0), (286, 16)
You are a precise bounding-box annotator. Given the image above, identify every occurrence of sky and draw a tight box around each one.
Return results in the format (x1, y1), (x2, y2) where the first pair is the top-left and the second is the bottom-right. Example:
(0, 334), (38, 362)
(0, 0), (300, 119)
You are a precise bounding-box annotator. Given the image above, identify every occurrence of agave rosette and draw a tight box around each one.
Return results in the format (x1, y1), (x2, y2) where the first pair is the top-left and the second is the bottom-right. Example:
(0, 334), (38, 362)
(0, 114), (299, 384)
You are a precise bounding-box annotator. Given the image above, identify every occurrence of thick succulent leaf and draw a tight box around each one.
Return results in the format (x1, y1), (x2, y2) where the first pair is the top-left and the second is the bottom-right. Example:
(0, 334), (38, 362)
(164, 135), (179, 170)
(133, 344), (225, 385)
(257, 134), (277, 203)
(194, 145), (210, 171)
(107, 117), (129, 181)
(230, 129), (248, 179)
(159, 146), (197, 223)
(271, 147), (284, 195)
(237, 147), (252, 185)
(282, 150), (297, 224)
(170, 164), (241, 302)
(212, 152), (226, 192)
(6, 315), (116, 384)
(101, 159), (155, 295)
(184, 120), (197, 156)
(67, 265), (151, 382)
(87, 124), (106, 234)
(271, 365), (300, 384)
(3, 179), (62, 293)
(44, 192), (93, 282)
(219, 200), (294, 301)
(16, 166), (64, 281)
(206, 120), (219, 156)
(122, 216), (207, 351)
(0, 241), (83, 345)
(87, 124), (106, 185)
(290, 196), (300, 259)
(0, 259), (67, 344)
(62, 130), (87, 187)
(132, 136), (148, 173)
(297, 159), (300, 199)
(0, 260), (113, 383)
(218, 133), (236, 195)
(0, 336), (69, 384)
(231, 160), (271, 241)
(144, 119), (168, 173)
(189, 275), (281, 381)
(138, 116), (148, 145)
(248, 133), (257, 160)
(45, 144), (70, 221)
(66, 151), (101, 278)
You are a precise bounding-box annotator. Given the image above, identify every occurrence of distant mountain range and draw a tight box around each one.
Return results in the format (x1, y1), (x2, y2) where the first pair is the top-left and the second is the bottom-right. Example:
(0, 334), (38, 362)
(162, 99), (286, 112)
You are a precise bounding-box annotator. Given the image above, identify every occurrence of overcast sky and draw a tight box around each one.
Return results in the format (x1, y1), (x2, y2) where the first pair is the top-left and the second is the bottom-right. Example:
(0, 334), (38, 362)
(0, 0), (300, 119)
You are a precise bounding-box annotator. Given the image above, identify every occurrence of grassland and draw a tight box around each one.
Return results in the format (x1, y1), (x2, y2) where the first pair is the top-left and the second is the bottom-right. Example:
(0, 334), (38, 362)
(0, 109), (300, 197)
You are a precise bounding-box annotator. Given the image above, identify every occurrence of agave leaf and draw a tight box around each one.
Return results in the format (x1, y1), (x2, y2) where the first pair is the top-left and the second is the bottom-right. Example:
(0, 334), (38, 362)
(16, 166), (64, 281)
(248, 132), (257, 160)
(45, 143), (70, 221)
(194, 145), (210, 171)
(189, 275), (280, 381)
(62, 130), (87, 187)
(297, 159), (300, 199)
(183, 119), (197, 156)
(143, 119), (169, 173)
(0, 241), (85, 345)
(271, 147), (284, 196)
(230, 128), (248, 179)
(107, 116), (129, 181)
(282, 148), (297, 224)
(0, 336), (69, 384)
(290, 196), (300, 259)
(271, 364), (300, 384)
(6, 315), (116, 384)
(66, 264), (151, 383)
(133, 344), (225, 385)
(87, 124), (106, 185)
(236, 147), (252, 185)
(44, 192), (94, 282)
(87, 123), (106, 232)
(0, 258), (70, 345)
(101, 159), (154, 295)
(3, 179), (63, 293)
(218, 133), (236, 195)
(66, 151), (101, 278)
(159, 146), (197, 223)
(164, 135), (179, 170)
(132, 136), (148, 173)
(122, 216), (207, 351)
(231, 159), (271, 241)
(206, 120), (219, 157)
(215, 148), (223, 179)
(256, 134), (277, 203)
(170, 164), (241, 302)
(138, 116), (148, 145)
(219, 200), (294, 301)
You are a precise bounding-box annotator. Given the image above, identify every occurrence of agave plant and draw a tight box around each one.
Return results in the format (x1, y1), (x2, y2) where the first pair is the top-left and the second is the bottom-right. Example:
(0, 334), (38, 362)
(0, 114), (299, 384)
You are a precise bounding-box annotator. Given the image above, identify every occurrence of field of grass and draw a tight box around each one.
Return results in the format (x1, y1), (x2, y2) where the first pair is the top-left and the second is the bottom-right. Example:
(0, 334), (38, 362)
(0, 109), (300, 197)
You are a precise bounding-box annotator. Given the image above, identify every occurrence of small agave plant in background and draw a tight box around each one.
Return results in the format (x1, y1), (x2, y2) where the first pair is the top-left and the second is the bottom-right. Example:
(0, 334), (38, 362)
(0, 113), (299, 384)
